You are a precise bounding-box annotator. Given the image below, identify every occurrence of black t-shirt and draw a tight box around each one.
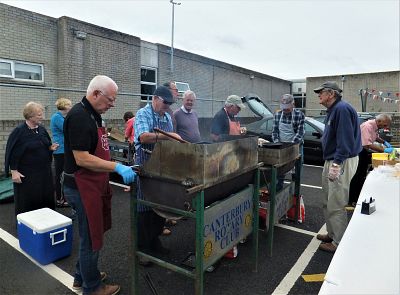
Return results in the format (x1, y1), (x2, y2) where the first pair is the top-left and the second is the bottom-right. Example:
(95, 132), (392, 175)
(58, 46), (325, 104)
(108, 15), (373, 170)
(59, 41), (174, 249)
(63, 97), (102, 173)
(210, 107), (236, 137)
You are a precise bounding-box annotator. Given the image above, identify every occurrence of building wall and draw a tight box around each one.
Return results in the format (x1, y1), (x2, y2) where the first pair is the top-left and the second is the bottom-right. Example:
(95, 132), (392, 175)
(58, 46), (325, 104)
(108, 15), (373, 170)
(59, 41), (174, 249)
(0, 4), (58, 120)
(306, 71), (400, 115)
(0, 3), (291, 172)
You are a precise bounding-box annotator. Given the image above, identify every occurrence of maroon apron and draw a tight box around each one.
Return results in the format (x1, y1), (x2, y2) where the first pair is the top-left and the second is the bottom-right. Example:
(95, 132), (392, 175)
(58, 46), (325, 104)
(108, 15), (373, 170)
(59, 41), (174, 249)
(74, 127), (112, 251)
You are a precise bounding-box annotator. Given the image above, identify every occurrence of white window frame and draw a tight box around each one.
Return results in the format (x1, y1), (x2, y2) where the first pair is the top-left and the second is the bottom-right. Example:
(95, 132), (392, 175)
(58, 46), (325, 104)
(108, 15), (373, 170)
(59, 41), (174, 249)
(0, 58), (44, 83)
(0, 59), (14, 78)
(140, 66), (157, 102)
(174, 81), (190, 94)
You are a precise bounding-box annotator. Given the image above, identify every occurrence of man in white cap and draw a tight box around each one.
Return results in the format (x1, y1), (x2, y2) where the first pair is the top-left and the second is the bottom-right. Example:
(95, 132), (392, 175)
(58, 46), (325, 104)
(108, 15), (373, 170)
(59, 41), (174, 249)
(210, 95), (246, 142)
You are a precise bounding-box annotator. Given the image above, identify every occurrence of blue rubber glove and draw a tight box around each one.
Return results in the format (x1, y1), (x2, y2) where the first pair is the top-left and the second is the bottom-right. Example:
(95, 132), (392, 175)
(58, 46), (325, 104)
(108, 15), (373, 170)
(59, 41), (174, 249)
(383, 141), (392, 148)
(114, 163), (136, 184)
(384, 147), (393, 153)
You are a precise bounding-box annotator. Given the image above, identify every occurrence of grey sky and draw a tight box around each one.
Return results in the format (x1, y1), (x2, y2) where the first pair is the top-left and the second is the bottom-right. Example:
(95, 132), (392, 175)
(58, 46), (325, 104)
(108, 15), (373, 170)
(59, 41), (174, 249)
(3, 0), (399, 80)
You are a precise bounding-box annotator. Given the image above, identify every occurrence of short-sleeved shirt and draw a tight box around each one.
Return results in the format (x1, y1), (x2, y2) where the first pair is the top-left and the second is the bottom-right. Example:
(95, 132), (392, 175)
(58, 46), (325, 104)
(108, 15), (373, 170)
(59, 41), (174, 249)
(210, 107), (237, 137)
(360, 119), (378, 147)
(134, 103), (173, 149)
(124, 117), (135, 144)
(63, 97), (102, 173)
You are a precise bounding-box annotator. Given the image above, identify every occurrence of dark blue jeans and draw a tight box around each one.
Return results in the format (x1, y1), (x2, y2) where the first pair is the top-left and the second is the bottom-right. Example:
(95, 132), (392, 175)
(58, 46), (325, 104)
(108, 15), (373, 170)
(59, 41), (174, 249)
(63, 185), (102, 294)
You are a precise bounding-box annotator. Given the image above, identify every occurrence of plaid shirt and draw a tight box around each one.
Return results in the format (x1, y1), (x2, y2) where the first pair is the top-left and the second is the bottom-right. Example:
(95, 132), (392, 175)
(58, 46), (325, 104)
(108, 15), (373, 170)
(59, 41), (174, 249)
(272, 109), (305, 143)
(134, 103), (172, 149)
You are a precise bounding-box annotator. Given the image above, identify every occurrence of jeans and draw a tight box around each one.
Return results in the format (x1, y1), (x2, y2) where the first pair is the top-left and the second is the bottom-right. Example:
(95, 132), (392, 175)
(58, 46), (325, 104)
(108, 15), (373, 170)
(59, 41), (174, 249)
(53, 154), (64, 201)
(63, 185), (102, 294)
(277, 144), (304, 191)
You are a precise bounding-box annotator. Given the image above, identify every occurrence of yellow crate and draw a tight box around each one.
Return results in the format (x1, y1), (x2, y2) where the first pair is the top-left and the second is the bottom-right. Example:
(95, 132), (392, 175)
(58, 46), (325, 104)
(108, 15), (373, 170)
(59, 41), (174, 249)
(372, 153), (388, 160)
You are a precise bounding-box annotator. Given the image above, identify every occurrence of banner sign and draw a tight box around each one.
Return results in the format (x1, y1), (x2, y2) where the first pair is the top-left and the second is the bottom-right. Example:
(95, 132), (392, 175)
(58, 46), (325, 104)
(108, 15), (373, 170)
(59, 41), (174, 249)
(203, 185), (254, 269)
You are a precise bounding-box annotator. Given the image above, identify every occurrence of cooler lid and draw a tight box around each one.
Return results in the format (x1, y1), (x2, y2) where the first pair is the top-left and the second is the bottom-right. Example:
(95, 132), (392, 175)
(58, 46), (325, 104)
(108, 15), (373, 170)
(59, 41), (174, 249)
(17, 208), (72, 233)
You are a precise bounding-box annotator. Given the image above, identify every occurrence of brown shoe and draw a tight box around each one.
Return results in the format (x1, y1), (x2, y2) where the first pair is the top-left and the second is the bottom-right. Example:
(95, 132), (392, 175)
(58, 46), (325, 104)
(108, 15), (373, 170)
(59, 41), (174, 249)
(89, 284), (120, 295)
(72, 271), (107, 291)
(319, 242), (337, 253)
(316, 234), (333, 243)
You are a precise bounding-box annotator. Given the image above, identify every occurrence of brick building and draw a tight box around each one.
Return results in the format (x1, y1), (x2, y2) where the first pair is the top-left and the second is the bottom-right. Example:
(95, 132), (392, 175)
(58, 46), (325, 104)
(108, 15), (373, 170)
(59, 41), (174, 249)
(0, 3), (291, 172)
(306, 71), (400, 114)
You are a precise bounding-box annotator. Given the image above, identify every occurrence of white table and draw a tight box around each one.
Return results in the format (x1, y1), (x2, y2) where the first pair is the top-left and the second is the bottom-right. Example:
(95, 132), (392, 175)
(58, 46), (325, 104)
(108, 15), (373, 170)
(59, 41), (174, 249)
(319, 168), (400, 295)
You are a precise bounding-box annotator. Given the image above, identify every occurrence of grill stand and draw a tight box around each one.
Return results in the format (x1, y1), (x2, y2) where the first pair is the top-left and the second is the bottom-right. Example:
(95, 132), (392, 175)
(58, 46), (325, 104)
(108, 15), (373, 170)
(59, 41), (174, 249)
(130, 168), (260, 295)
(260, 156), (302, 257)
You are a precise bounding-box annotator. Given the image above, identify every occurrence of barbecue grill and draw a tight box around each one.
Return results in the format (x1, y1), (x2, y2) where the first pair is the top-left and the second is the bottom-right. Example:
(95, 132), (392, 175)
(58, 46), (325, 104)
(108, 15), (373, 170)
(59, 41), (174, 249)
(139, 136), (259, 213)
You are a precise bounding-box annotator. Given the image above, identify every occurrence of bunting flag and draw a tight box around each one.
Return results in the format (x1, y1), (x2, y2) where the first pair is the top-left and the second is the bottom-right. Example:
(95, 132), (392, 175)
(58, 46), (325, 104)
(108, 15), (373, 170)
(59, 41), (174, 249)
(361, 88), (400, 104)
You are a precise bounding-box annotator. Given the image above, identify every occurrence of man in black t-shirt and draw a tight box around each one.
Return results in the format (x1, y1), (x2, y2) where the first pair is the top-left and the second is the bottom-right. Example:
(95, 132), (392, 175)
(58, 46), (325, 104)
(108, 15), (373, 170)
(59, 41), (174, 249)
(210, 95), (246, 141)
(63, 75), (135, 295)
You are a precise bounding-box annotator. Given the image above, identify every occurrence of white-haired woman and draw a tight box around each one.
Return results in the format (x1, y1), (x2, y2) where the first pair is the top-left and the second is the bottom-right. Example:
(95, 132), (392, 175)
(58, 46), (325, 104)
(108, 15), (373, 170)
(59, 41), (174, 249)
(5, 102), (59, 216)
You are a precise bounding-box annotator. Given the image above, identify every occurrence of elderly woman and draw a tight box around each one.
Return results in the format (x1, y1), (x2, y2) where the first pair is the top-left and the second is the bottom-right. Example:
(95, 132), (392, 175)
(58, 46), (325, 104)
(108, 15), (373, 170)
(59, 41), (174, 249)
(50, 98), (72, 207)
(5, 102), (59, 216)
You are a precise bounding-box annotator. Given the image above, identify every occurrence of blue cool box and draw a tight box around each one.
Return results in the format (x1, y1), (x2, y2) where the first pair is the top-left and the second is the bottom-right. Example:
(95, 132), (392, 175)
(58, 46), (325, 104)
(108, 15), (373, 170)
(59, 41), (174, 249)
(17, 208), (72, 265)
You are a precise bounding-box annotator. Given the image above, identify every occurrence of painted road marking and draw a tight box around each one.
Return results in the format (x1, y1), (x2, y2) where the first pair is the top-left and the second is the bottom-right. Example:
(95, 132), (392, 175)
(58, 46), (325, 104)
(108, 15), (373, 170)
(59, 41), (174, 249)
(301, 184), (322, 189)
(0, 228), (79, 294)
(302, 274), (326, 282)
(303, 164), (323, 168)
(283, 181), (322, 190)
(272, 224), (327, 295)
(275, 224), (316, 237)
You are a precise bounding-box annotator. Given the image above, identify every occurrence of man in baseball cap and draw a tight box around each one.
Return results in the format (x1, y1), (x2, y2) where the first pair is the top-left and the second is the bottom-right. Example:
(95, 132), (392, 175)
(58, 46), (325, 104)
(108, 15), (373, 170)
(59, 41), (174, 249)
(133, 85), (182, 264)
(272, 93), (305, 190)
(210, 94), (246, 141)
(314, 80), (362, 253)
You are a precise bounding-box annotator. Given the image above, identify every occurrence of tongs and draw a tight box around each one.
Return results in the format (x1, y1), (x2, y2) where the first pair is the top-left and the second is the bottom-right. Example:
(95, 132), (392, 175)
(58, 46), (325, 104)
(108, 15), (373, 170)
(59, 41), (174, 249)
(153, 127), (189, 143)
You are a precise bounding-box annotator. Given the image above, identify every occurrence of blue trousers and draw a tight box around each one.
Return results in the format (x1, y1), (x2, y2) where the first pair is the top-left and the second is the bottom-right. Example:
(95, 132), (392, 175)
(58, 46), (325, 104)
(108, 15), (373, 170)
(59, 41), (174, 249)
(63, 185), (102, 294)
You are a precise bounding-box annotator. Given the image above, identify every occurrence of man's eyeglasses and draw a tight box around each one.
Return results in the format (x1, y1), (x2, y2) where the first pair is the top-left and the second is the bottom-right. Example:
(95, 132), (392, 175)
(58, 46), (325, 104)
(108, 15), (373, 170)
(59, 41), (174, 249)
(159, 96), (173, 105)
(99, 91), (116, 103)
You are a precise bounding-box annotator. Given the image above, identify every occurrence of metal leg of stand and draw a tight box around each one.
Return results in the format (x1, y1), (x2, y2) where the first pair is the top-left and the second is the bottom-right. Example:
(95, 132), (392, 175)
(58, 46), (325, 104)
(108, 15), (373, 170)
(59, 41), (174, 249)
(252, 168), (260, 272)
(294, 157), (302, 223)
(130, 180), (139, 294)
(194, 190), (204, 295)
(267, 166), (277, 257)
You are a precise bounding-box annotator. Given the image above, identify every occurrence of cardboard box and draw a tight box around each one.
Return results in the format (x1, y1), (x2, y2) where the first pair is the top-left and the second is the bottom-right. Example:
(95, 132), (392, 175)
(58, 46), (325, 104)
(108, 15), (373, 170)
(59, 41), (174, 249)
(17, 208), (72, 265)
(108, 127), (126, 142)
(372, 159), (400, 168)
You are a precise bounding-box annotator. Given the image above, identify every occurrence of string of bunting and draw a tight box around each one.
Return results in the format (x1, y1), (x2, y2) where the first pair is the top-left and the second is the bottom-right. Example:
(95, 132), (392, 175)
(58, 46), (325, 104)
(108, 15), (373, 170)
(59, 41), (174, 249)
(360, 89), (400, 104)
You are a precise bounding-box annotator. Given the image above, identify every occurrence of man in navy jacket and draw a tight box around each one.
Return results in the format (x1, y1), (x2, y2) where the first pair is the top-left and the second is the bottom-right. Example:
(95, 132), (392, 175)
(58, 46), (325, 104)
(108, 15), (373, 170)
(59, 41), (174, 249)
(314, 81), (362, 253)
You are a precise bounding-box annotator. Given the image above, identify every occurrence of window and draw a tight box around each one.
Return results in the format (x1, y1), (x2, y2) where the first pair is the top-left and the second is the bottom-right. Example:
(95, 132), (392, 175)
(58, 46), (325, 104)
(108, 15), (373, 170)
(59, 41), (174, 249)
(174, 81), (190, 94)
(0, 59), (43, 82)
(140, 67), (157, 101)
(0, 60), (13, 78)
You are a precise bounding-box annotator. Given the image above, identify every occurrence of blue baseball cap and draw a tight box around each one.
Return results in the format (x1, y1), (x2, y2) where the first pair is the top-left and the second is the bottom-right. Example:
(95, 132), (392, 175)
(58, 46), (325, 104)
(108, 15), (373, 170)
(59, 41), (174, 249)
(153, 86), (174, 103)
